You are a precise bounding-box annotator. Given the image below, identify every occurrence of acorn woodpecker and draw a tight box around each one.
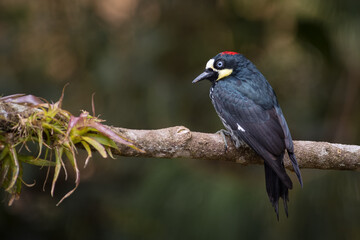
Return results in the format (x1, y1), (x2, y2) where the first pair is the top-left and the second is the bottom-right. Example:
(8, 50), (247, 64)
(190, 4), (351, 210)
(192, 51), (302, 219)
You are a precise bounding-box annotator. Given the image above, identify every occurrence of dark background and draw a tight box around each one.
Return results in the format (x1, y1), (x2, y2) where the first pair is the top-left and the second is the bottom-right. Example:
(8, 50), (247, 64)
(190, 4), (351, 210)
(1, 0), (360, 239)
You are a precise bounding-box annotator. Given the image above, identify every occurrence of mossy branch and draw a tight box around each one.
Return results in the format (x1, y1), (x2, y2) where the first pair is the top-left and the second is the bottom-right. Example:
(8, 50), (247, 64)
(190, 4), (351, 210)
(0, 93), (359, 206)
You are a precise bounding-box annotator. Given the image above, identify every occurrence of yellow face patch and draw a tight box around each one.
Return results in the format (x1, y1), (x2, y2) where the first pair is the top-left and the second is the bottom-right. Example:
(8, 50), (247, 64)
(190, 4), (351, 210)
(205, 59), (233, 81)
(217, 68), (233, 80)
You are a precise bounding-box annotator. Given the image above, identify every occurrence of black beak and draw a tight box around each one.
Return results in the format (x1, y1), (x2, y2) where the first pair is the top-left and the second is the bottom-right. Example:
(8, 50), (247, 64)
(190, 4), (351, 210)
(192, 69), (218, 83)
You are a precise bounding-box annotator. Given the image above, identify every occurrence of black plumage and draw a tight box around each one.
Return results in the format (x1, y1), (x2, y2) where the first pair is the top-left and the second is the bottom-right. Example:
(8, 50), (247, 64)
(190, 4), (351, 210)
(192, 52), (302, 219)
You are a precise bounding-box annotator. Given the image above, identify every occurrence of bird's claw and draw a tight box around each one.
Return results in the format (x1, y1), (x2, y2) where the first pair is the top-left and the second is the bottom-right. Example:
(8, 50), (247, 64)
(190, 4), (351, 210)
(216, 129), (231, 152)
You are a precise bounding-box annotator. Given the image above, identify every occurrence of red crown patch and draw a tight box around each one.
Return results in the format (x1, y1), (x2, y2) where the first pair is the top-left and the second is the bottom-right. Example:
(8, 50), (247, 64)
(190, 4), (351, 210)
(220, 51), (239, 56)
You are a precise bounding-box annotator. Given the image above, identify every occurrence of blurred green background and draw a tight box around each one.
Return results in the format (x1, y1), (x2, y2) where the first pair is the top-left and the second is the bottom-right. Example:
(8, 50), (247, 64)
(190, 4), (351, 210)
(1, 0), (360, 239)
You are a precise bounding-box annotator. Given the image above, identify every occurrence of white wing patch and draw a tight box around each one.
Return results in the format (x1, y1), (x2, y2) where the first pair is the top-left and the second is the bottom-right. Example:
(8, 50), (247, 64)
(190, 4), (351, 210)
(237, 123), (245, 132)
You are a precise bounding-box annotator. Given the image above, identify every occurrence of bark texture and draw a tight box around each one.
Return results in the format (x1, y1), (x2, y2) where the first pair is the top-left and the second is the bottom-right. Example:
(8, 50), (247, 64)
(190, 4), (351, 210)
(112, 126), (360, 171)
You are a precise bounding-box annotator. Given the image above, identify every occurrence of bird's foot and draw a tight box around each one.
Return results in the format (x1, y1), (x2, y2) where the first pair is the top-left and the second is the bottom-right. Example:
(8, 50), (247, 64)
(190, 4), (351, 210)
(216, 129), (231, 152)
(234, 139), (246, 149)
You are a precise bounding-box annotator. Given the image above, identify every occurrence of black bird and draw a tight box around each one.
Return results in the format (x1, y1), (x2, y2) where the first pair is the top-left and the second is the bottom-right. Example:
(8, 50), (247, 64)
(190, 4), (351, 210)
(192, 51), (302, 219)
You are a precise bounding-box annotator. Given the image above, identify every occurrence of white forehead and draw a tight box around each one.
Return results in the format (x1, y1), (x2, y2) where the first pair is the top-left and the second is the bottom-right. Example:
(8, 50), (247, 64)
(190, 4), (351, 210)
(206, 59), (215, 69)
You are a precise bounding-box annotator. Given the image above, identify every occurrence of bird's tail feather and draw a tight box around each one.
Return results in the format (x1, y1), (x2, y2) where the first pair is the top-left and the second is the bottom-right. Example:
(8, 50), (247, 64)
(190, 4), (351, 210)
(264, 162), (290, 220)
(288, 152), (303, 187)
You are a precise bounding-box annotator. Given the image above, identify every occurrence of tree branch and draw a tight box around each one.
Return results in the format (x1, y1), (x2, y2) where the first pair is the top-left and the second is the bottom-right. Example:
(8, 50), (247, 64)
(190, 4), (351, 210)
(1, 98), (359, 205)
(111, 126), (360, 171)
(1, 100), (359, 171)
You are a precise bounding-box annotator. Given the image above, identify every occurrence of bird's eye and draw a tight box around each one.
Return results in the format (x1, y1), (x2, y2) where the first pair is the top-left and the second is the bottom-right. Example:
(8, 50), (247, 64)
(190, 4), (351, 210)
(215, 60), (225, 69)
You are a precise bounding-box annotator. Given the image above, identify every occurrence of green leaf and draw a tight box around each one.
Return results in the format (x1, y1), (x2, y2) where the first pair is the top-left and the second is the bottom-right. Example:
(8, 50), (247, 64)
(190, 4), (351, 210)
(85, 133), (118, 148)
(43, 129), (51, 160)
(64, 148), (79, 177)
(6, 146), (20, 192)
(36, 129), (43, 159)
(0, 147), (9, 162)
(18, 155), (56, 166)
(81, 141), (92, 168)
(81, 136), (107, 158)
(0, 157), (10, 186)
(106, 147), (115, 159)
(42, 122), (66, 135)
(8, 163), (23, 206)
(57, 148), (80, 206)
(51, 147), (62, 197)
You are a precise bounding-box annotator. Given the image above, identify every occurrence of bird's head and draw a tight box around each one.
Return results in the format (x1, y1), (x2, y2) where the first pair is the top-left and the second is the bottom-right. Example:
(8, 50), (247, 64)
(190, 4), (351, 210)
(192, 51), (240, 84)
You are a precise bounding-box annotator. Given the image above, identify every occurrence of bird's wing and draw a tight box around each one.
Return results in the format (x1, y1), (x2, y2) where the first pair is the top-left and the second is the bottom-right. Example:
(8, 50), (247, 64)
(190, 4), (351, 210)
(212, 93), (293, 188)
(274, 106), (303, 186)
